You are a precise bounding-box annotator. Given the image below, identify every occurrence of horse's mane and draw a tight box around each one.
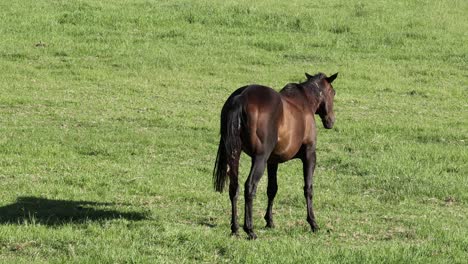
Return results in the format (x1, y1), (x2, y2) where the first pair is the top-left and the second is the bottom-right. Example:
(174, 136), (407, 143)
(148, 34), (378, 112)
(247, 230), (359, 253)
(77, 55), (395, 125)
(279, 83), (303, 97)
(279, 73), (326, 98)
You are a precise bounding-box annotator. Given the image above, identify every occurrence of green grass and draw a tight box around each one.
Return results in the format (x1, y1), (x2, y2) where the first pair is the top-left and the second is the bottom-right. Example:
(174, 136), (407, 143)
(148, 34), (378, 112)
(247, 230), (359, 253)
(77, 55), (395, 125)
(0, 0), (467, 262)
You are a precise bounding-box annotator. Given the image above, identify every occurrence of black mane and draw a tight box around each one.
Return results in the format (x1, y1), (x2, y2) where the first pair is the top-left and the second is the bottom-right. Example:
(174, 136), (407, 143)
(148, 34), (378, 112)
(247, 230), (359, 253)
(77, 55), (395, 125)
(279, 73), (326, 98)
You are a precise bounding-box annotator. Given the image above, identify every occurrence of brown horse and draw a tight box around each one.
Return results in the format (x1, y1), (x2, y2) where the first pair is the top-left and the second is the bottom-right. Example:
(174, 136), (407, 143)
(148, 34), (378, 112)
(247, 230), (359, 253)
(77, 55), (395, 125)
(213, 72), (338, 239)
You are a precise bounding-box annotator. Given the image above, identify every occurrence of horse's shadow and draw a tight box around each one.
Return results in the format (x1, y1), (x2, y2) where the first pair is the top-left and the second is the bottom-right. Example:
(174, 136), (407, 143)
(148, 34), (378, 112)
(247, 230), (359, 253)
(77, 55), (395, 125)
(0, 196), (148, 225)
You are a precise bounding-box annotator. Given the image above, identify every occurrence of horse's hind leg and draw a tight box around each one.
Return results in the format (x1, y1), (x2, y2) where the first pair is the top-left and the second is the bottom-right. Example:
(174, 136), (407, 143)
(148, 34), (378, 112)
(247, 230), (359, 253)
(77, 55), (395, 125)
(229, 152), (241, 235)
(243, 154), (267, 240)
(264, 162), (278, 228)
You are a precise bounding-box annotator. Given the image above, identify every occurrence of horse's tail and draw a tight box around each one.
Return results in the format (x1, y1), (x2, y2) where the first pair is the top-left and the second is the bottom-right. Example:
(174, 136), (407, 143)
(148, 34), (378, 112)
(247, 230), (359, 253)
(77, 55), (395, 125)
(213, 91), (244, 193)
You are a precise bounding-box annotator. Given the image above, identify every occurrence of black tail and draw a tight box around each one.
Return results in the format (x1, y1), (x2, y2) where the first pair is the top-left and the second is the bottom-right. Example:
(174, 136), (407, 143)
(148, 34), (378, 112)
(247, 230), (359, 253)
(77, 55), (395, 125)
(213, 91), (244, 193)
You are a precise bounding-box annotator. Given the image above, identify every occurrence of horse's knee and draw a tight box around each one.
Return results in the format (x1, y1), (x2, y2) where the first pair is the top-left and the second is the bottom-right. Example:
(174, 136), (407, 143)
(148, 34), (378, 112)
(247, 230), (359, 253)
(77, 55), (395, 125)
(303, 186), (312, 198)
(267, 185), (278, 199)
(244, 183), (257, 201)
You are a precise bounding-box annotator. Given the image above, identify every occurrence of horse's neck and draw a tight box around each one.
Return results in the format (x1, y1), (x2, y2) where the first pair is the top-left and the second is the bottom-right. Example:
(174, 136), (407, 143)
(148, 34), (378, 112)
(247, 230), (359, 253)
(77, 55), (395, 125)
(280, 91), (320, 114)
(300, 83), (322, 113)
(279, 83), (321, 111)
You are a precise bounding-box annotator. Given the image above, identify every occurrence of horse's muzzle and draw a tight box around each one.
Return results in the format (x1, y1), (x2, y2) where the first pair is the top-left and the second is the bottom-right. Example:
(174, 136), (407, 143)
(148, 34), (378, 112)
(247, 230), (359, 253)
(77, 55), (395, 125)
(322, 115), (335, 129)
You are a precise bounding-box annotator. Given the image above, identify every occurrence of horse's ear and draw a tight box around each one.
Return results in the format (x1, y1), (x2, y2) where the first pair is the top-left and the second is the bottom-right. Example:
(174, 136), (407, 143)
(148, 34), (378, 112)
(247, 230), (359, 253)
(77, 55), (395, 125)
(326, 72), (338, 83)
(305, 73), (313, 79)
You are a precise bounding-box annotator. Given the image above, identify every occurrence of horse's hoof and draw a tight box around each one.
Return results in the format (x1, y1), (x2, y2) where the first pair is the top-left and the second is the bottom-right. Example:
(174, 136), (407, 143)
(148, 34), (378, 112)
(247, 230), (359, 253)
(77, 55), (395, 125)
(311, 224), (319, 233)
(265, 222), (275, 229)
(231, 225), (239, 235)
(247, 232), (257, 240)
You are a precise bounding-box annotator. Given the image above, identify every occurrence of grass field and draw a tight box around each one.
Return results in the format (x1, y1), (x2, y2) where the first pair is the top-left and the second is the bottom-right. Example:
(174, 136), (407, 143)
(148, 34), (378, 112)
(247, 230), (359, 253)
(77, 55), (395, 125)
(0, 0), (467, 263)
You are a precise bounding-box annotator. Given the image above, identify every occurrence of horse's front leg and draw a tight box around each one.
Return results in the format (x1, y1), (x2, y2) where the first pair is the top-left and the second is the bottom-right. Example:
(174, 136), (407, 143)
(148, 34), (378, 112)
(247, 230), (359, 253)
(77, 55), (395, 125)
(302, 144), (319, 232)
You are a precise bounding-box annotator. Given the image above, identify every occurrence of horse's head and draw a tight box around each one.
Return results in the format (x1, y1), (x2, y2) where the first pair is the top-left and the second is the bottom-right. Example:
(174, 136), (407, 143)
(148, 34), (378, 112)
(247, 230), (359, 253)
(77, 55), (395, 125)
(305, 72), (338, 129)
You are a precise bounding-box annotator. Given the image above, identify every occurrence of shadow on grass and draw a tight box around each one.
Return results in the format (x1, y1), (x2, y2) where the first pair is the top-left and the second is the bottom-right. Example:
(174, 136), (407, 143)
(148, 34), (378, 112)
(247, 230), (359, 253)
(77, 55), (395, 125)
(0, 196), (148, 225)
